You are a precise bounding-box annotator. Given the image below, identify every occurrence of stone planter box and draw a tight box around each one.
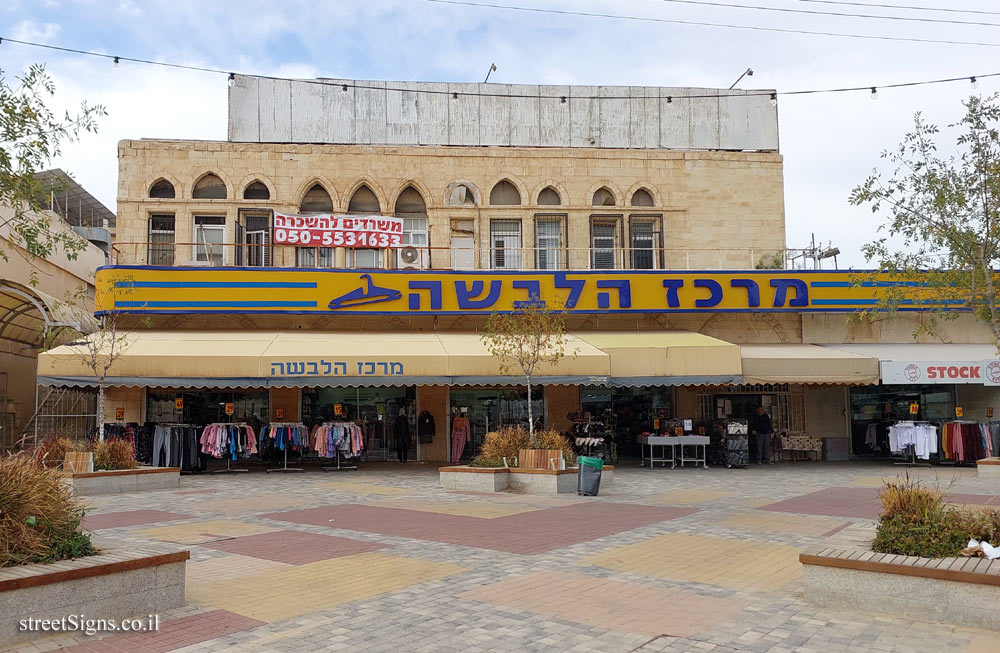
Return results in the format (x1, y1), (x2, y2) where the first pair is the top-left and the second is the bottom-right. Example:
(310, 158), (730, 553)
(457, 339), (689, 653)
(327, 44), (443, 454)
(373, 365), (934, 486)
(800, 548), (1000, 631)
(439, 465), (614, 494)
(977, 457), (1000, 479)
(439, 466), (511, 492)
(0, 547), (189, 645)
(60, 467), (181, 496)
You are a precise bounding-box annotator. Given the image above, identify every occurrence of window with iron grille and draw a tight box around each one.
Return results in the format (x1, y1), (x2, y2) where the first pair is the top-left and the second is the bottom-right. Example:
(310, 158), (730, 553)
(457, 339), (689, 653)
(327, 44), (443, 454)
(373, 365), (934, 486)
(535, 216), (565, 270)
(193, 215), (225, 265)
(491, 219), (522, 269)
(148, 214), (175, 266)
(590, 217), (620, 270)
(296, 247), (334, 268)
(395, 216), (429, 268)
(349, 248), (383, 269)
(629, 216), (662, 269)
(237, 211), (271, 267)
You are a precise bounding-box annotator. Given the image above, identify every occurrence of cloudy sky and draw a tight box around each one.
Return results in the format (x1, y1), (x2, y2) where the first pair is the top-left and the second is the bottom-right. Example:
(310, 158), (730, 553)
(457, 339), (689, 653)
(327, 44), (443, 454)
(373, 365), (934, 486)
(2, 0), (997, 268)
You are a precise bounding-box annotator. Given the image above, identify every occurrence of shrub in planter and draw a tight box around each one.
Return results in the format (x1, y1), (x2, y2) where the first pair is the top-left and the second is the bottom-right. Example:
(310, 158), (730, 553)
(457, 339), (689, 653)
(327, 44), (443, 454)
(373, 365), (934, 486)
(468, 456), (506, 468)
(0, 453), (95, 567)
(472, 426), (576, 468)
(34, 436), (87, 469)
(872, 475), (1000, 558)
(527, 429), (576, 467)
(93, 439), (138, 471)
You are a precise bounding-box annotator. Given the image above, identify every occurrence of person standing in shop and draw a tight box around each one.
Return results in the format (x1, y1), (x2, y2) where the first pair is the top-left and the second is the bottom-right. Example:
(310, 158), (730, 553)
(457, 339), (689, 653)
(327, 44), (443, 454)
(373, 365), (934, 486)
(750, 405), (773, 465)
(394, 409), (411, 464)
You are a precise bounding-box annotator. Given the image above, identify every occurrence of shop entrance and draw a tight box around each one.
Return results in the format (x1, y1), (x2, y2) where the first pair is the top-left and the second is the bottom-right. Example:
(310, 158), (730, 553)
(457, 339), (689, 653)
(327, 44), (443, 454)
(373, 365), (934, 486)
(302, 387), (416, 462)
(849, 384), (955, 457)
(449, 387), (543, 461)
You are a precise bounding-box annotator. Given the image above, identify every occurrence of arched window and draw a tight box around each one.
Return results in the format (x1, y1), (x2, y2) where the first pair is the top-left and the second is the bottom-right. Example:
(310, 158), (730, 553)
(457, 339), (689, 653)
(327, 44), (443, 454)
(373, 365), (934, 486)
(300, 184), (333, 213)
(395, 186), (429, 269)
(447, 182), (477, 205)
(192, 173), (227, 200)
(348, 184), (380, 213)
(489, 180), (521, 206)
(394, 186), (426, 214)
(631, 188), (655, 207)
(592, 187), (616, 207)
(149, 179), (175, 199)
(537, 187), (561, 206)
(243, 180), (270, 200)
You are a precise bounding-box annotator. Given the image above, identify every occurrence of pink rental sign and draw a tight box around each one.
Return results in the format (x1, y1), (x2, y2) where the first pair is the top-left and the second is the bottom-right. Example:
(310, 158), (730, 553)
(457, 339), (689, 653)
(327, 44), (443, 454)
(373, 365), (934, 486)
(273, 213), (404, 248)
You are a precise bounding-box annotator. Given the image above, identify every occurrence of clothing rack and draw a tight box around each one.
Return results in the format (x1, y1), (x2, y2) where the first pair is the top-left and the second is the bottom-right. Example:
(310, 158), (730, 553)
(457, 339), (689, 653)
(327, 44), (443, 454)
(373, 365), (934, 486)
(203, 422), (252, 474)
(313, 421), (363, 471)
(263, 422), (306, 473)
(890, 420), (933, 467)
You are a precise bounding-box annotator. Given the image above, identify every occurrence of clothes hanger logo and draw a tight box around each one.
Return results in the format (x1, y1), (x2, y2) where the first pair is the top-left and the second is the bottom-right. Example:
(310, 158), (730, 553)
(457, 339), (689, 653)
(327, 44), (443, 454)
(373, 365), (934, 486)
(328, 274), (402, 309)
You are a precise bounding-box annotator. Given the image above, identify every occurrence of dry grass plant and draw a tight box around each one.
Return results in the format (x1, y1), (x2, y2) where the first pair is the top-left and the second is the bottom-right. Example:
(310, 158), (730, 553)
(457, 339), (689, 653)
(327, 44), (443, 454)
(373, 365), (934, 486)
(473, 426), (576, 467)
(93, 439), (138, 471)
(0, 453), (95, 567)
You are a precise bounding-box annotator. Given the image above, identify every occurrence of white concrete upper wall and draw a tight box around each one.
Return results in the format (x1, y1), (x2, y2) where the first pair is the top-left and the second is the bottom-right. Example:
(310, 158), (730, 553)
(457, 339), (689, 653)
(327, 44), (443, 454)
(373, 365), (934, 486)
(228, 76), (779, 151)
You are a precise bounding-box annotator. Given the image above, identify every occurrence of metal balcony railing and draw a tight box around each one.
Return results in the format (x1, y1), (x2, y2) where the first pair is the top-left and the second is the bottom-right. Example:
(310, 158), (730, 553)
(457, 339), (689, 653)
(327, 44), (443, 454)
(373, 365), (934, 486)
(112, 242), (815, 271)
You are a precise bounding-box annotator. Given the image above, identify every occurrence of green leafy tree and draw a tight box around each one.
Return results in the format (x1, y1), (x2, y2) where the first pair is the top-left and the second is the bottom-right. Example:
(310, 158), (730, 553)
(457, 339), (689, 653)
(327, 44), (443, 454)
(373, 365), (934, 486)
(480, 302), (572, 436)
(850, 94), (1000, 344)
(1, 64), (105, 262)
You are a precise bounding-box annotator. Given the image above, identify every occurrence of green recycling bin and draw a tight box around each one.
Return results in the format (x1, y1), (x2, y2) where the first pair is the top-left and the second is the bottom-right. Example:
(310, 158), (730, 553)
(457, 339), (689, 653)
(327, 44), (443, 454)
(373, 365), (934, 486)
(577, 456), (604, 496)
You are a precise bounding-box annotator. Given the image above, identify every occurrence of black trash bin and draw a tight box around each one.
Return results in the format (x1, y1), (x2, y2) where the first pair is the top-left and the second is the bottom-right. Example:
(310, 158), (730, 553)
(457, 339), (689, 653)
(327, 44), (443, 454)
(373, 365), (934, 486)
(577, 456), (604, 496)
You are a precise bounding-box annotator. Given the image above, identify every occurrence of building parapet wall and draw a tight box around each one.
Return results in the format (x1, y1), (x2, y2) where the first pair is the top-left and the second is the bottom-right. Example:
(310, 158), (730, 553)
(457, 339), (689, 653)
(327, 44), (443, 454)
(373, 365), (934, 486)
(228, 76), (779, 151)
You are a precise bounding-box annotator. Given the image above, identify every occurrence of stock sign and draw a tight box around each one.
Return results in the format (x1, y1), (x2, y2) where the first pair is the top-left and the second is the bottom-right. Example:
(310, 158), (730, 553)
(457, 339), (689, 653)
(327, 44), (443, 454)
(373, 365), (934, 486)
(273, 213), (404, 248)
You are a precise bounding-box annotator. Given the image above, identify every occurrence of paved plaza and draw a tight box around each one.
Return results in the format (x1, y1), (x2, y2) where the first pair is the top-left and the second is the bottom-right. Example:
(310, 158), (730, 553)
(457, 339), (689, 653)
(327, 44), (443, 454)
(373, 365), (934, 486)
(8, 462), (1000, 652)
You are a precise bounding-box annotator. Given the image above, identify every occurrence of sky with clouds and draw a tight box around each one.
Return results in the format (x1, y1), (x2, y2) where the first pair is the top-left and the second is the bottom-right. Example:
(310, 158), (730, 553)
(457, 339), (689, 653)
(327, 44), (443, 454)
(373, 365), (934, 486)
(2, 0), (997, 268)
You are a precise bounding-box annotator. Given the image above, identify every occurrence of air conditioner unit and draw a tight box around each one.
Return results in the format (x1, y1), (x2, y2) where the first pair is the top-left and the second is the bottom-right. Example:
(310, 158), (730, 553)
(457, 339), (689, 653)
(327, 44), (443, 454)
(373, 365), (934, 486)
(399, 247), (420, 265)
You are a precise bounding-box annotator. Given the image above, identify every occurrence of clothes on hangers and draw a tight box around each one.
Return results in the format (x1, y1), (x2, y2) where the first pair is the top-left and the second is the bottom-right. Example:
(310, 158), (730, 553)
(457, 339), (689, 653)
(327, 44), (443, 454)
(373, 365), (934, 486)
(941, 422), (989, 463)
(259, 422), (309, 453)
(450, 414), (471, 463)
(865, 423), (879, 451)
(89, 423), (140, 459)
(888, 421), (938, 460)
(200, 423), (258, 460)
(152, 424), (203, 471)
(310, 421), (365, 458)
(417, 411), (436, 444)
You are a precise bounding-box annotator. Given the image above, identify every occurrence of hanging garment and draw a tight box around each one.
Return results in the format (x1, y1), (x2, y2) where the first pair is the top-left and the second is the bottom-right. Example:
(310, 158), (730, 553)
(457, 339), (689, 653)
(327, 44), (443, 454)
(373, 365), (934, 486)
(888, 422), (938, 460)
(418, 411), (436, 444)
(395, 414), (411, 463)
(451, 415), (471, 463)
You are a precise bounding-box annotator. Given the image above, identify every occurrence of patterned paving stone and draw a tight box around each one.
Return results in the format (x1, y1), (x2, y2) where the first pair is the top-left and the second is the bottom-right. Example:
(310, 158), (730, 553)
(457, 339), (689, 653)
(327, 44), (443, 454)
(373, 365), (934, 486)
(364, 497), (544, 518)
(458, 569), (749, 637)
(199, 529), (388, 564)
(583, 532), (802, 592)
(185, 553), (294, 584)
(262, 502), (696, 554)
(82, 510), (191, 531)
(645, 488), (736, 505)
(317, 481), (417, 496)
(186, 552), (466, 622)
(59, 610), (263, 652)
(136, 518), (280, 545)
(197, 494), (303, 514)
(719, 510), (852, 538)
(762, 486), (1000, 519)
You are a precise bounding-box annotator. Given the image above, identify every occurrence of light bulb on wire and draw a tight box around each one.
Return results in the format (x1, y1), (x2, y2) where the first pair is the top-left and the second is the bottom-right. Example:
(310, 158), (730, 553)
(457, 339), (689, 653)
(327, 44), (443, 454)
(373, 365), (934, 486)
(769, 93), (777, 108)
(228, 73), (235, 88)
(113, 56), (119, 69)
(870, 87), (878, 101)
(971, 76), (979, 90)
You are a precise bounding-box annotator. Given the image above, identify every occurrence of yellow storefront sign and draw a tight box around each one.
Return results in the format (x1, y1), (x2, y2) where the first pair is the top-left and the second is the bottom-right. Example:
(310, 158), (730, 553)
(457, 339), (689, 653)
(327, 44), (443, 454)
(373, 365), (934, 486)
(96, 267), (958, 316)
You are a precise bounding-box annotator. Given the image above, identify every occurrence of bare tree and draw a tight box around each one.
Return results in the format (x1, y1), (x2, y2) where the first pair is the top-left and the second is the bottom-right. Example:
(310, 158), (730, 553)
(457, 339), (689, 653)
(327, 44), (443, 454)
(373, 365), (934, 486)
(65, 312), (129, 441)
(480, 302), (573, 435)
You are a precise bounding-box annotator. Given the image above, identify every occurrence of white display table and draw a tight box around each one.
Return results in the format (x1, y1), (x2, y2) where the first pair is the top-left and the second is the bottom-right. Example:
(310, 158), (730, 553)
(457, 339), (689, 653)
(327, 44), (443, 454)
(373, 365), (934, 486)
(638, 435), (710, 469)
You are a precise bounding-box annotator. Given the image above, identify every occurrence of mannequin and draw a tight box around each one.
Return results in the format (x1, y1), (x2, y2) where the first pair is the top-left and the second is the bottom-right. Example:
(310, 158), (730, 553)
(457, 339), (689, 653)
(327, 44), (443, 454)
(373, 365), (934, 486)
(451, 408), (471, 463)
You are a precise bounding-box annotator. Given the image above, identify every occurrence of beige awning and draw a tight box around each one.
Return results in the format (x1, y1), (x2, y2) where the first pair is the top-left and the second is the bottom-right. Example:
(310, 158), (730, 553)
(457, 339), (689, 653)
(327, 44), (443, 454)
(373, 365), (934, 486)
(574, 331), (743, 386)
(0, 280), (98, 347)
(36, 330), (611, 387)
(740, 344), (879, 385)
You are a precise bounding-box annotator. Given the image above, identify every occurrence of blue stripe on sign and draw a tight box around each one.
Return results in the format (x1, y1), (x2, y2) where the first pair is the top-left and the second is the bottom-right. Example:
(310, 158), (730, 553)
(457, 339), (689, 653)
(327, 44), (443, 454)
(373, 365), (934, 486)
(114, 301), (318, 308)
(811, 299), (878, 305)
(809, 281), (850, 288)
(115, 281), (317, 288)
(809, 281), (925, 288)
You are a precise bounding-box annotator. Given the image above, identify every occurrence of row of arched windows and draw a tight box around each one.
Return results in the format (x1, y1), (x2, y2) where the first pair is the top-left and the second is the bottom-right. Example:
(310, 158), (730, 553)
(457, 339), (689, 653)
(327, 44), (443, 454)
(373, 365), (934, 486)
(148, 174), (657, 209)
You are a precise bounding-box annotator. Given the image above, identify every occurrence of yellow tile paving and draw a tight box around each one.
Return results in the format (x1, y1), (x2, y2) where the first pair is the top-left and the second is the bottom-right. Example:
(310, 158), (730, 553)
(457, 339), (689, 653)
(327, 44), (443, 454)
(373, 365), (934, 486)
(645, 488), (735, 505)
(364, 498), (542, 519)
(967, 630), (1000, 652)
(136, 519), (280, 545)
(317, 481), (416, 496)
(186, 552), (466, 622)
(720, 511), (850, 537)
(186, 553), (294, 585)
(583, 533), (802, 593)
